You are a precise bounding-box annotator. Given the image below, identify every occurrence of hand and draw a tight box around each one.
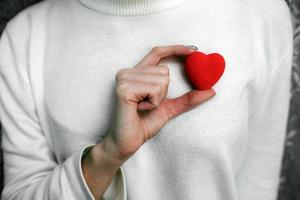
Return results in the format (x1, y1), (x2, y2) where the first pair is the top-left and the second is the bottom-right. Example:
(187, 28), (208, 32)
(106, 45), (216, 161)
(82, 45), (216, 199)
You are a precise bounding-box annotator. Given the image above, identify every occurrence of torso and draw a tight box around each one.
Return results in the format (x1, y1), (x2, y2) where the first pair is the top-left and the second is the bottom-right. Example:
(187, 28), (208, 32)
(42, 0), (268, 199)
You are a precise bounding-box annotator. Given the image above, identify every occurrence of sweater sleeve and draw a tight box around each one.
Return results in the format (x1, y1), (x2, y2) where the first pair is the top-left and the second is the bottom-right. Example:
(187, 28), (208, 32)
(0, 12), (126, 200)
(236, 2), (293, 199)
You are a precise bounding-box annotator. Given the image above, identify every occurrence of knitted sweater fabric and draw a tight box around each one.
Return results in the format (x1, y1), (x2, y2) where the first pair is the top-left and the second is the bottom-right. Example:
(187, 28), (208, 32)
(0, 0), (293, 199)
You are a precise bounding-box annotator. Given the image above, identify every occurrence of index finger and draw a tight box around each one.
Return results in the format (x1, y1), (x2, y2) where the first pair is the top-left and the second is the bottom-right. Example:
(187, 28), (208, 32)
(135, 45), (196, 68)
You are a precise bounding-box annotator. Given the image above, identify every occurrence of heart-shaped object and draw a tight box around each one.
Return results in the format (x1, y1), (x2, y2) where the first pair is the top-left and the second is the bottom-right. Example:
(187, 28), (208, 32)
(184, 51), (225, 90)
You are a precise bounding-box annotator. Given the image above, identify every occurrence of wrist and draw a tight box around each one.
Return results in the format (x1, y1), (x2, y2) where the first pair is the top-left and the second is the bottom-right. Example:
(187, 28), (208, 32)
(85, 136), (125, 175)
(81, 138), (124, 199)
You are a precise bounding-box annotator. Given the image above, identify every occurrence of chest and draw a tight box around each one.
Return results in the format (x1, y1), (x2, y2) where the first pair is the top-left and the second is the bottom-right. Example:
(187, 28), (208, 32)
(43, 6), (258, 169)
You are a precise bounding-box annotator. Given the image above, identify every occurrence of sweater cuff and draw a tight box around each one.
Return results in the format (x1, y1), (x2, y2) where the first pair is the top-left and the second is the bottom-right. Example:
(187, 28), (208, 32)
(75, 144), (127, 200)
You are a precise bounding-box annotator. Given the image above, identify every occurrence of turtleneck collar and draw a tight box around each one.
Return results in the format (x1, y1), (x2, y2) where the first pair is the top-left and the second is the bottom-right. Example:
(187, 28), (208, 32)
(76, 0), (188, 16)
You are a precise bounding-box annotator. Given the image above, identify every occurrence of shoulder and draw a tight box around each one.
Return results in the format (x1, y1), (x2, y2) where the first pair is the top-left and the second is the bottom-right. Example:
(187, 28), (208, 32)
(1, 0), (56, 66)
(267, 0), (293, 59)
(0, 0), (55, 82)
(3, 0), (54, 40)
(263, 0), (291, 19)
(244, 0), (293, 71)
(256, 0), (293, 41)
(229, 0), (292, 45)
(247, 0), (293, 48)
(242, 0), (291, 18)
(265, 0), (293, 73)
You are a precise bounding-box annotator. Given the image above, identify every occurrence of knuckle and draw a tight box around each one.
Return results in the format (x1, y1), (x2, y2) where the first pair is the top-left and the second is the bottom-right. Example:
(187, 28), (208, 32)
(183, 92), (193, 107)
(153, 99), (161, 108)
(151, 46), (161, 56)
(160, 65), (169, 75)
(153, 84), (162, 94)
(163, 76), (170, 85)
(159, 76), (169, 86)
(116, 82), (130, 98)
(151, 46), (160, 52)
(115, 68), (130, 82)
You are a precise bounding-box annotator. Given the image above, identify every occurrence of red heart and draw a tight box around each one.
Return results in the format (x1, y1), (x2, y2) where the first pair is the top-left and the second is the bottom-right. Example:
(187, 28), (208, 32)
(184, 51), (225, 90)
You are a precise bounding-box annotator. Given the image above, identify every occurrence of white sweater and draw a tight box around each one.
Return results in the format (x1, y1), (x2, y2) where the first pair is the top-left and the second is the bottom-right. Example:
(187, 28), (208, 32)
(0, 0), (294, 199)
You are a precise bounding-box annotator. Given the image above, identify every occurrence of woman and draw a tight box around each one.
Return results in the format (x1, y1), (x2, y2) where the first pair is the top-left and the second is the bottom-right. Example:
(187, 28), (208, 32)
(0, 0), (293, 199)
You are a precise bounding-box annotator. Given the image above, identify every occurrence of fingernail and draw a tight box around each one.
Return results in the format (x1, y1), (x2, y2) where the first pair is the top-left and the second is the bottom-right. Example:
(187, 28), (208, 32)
(212, 89), (216, 96)
(184, 45), (198, 50)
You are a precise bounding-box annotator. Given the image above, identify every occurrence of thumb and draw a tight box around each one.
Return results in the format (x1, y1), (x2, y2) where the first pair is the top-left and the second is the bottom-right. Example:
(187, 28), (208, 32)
(163, 89), (216, 120)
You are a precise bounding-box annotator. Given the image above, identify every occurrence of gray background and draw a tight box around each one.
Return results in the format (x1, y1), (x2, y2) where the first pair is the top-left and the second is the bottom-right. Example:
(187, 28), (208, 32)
(278, 1), (300, 199)
(0, 0), (299, 199)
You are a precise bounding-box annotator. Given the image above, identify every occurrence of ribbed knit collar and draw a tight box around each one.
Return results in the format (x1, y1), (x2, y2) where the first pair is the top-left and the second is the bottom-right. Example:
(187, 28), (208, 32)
(76, 0), (188, 16)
